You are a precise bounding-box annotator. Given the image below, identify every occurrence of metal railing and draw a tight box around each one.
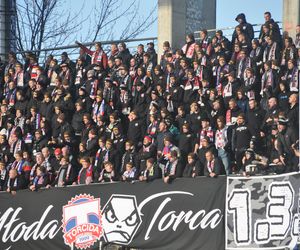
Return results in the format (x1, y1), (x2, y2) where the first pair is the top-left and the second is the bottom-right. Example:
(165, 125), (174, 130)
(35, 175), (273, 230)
(15, 37), (158, 63)
(194, 22), (282, 40)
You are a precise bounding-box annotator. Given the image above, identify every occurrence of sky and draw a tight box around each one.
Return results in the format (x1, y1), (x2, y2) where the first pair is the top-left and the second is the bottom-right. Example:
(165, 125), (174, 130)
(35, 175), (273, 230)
(69, 0), (283, 41)
(118, 0), (283, 38)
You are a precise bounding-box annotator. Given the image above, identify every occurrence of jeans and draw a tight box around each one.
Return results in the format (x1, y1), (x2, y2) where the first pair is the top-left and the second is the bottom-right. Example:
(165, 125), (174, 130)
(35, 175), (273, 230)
(218, 148), (231, 175)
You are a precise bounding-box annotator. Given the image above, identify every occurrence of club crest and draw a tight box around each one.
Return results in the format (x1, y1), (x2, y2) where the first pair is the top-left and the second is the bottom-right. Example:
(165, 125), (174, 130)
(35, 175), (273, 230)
(62, 194), (102, 249)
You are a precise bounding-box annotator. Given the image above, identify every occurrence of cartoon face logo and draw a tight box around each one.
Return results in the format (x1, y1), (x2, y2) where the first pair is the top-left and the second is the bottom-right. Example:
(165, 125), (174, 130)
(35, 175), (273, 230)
(102, 195), (142, 244)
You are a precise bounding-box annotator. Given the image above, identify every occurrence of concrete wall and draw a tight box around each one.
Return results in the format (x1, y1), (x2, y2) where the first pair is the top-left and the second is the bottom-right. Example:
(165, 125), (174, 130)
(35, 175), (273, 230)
(283, 0), (300, 40)
(186, 0), (216, 35)
(157, 0), (216, 58)
(0, 0), (16, 60)
(0, 0), (8, 59)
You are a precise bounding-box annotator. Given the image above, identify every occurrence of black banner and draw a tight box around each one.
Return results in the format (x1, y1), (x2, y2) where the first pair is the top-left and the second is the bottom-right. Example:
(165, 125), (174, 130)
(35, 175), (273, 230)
(0, 177), (226, 250)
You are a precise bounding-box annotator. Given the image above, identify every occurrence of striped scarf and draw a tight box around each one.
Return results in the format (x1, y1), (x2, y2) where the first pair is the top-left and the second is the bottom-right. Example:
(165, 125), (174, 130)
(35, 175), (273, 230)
(215, 128), (227, 149)
(261, 69), (274, 92)
(57, 164), (72, 181)
(35, 113), (41, 130)
(33, 174), (46, 187)
(92, 50), (103, 65)
(10, 139), (22, 155)
(94, 147), (105, 167)
(90, 80), (98, 99)
(289, 68), (299, 92)
(263, 42), (277, 62)
(250, 47), (261, 59)
(147, 121), (158, 136)
(7, 89), (16, 107)
(162, 145), (173, 159)
(215, 64), (229, 88)
(223, 82), (233, 97)
(207, 160), (215, 173)
(7, 177), (18, 189)
(199, 127), (214, 145)
(77, 165), (93, 183)
(244, 77), (256, 99)
(11, 160), (25, 175)
(123, 168), (136, 179)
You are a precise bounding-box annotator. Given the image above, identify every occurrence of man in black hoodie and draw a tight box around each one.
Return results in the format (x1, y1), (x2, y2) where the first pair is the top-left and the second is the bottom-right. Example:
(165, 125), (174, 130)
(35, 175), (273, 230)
(232, 13), (254, 42)
(286, 93), (299, 134)
(71, 101), (85, 137)
(232, 114), (252, 172)
(247, 99), (266, 138)
(117, 42), (132, 68)
(127, 111), (145, 149)
(146, 42), (158, 67)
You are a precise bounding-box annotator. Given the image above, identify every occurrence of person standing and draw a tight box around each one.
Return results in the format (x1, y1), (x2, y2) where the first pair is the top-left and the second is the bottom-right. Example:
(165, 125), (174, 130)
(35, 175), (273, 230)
(76, 41), (108, 70)
(231, 114), (252, 173)
(215, 116), (231, 175)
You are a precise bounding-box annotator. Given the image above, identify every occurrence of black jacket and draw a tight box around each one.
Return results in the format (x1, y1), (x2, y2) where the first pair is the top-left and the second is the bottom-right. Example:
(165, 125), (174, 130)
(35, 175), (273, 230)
(39, 101), (54, 122)
(286, 104), (299, 133)
(5, 175), (26, 191)
(204, 157), (225, 177)
(127, 118), (145, 147)
(277, 127), (298, 158)
(197, 143), (217, 166)
(164, 159), (184, 181)
(132, 90), (148, 117)
(53, 164), (76, 186)
(139, 163), (162, 182)
(232, 13), (254, 42)
(71, 110), (84, 134)
(247, 106), (266, 137)
(120, 150), (138, 173)
(187, 111), (207, 135)
(183, 160), (203, 177)
(168, 84), (184, 111)
(86, 137), (99, 157)
(118, 49), (132, 67)
(137, 143), (157, 172)
(178, 133), (196, 159)
(232, 123), (252, 151)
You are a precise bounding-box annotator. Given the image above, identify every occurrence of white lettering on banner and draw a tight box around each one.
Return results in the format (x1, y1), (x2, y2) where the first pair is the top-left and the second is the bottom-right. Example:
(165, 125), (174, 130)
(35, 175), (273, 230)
(0, 205), (60, 246)
(267, 182), (294, 239)
(227, 181), (297, 247)
(138, 192), (223, 240)
(228, 189), (251, 245)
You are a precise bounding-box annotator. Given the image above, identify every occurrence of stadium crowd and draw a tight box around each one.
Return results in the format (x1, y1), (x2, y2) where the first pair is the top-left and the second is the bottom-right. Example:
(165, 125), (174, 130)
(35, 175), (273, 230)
(0, 12), (299, 193)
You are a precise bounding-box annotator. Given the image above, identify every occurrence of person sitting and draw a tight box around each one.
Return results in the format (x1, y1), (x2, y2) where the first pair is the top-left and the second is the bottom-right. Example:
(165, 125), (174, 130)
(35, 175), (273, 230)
(52, 156), (76, 187)
(242, 148), (267, 176)
(29, 165), (49, 191)
(163, 151), (183, 183)
(98, 161), (116, 183)
(139, 158), (161, 182)
(0, 161), (7, 191)
(75, 157), (93, 185)
(183, 153), (203, 177)
(204, 150), (225, 177)
(121, 162), (137, 182)
(5, 168), (25, 194)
